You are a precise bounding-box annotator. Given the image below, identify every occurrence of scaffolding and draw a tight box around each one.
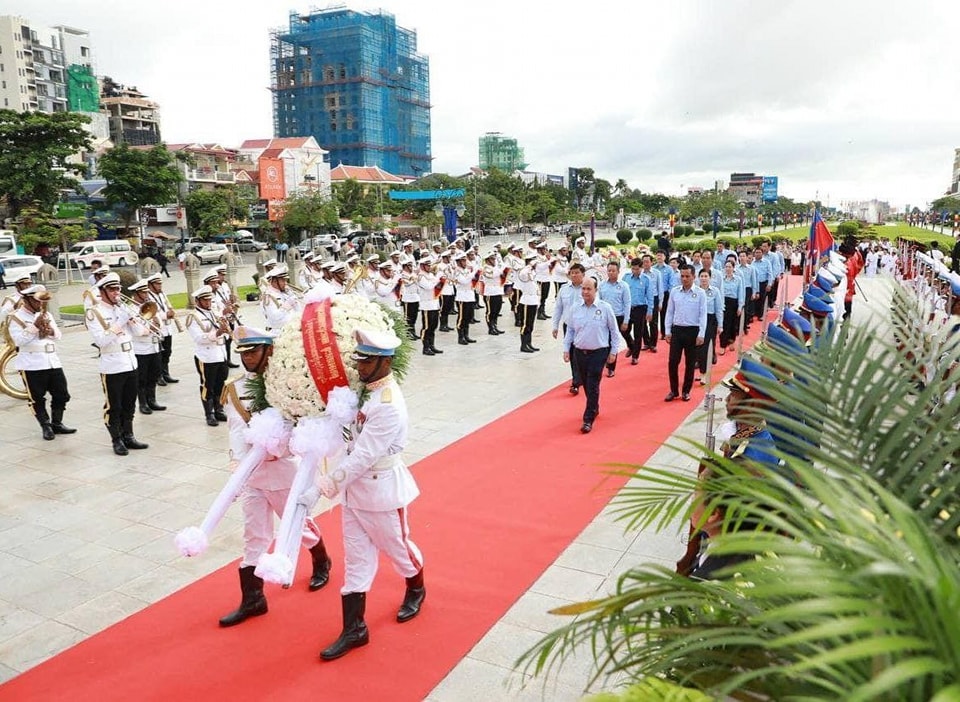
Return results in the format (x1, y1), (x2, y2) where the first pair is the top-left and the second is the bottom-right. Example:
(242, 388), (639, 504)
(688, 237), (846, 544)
(270, 7), (431, 177)
(478, 132), (528, 172)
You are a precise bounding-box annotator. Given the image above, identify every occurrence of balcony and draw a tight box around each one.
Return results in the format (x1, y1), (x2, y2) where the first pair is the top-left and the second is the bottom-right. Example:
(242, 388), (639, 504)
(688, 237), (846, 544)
(187, 169), (236, 184)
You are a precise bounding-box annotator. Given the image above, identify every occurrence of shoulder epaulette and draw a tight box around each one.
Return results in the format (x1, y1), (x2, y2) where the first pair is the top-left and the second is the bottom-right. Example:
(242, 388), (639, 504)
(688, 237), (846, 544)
(221, 378), (252, 424)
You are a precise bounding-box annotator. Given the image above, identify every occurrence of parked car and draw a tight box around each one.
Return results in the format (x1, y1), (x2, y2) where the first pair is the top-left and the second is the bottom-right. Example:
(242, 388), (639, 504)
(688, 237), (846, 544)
(348, 232), (392, 251)
(238, 239), (267, 252)
(0, 254), (45, 282)
(192, 243), (230, 264)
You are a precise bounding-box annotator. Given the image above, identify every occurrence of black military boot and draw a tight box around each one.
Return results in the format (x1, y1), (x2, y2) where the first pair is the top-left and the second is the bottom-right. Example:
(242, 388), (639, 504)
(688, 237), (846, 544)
(458, 330), (469, 345)
(147, 389), (166, 412)
(429, 332), (443, 354)
(213, 403), (228, 423)
(308, 540), (332, 591)
(422, 342), (435, 356)
(121, 421), (148, 450)
(520, 334), (534, 353)
(219, 566), (268, 627)
(488, 324), (498, 335)
(320, 592), (369, 661)
(50, 409), (76, 435)
(204, 399), (218, 427)
(161, 362), (179, 383)
(138, 390), (153, 415)
(110, 427), (128, 456)
(41, 423), (55, 441)
(396, 569), (426, 623)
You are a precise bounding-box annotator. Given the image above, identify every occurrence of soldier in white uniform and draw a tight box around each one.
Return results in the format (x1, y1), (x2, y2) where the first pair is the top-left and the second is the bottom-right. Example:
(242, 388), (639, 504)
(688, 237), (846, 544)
(399, 257), (420, 340)
(534, 242), (553, 320)
(186, 285), (230, 427)
(145, 273), (179, 385)
(85, 273), (148, 456)
(552, 245), (571, 297)
(437, 250), (456, 332)
(82, 266), (111, 310)
(0, 273), (33, 325)
(318, 328), (424, 661)
(374, 261), (399, 306)
(258, 260), (278, 298)
(452, 251), (478, 345)
(503, 243), (523, 326)
(8, 285), (76, 441)
(128, 279), (166, 415)
(206, 271), (239, 369)
(260, 265), (301, 331)
(218, 325), (332, 628)
(416, 256), (443, 355)
(481, 250), (505, 336)
(517, 252), (541, 352)
(299, 253), (318, 290)
(571, 236), (589, 267)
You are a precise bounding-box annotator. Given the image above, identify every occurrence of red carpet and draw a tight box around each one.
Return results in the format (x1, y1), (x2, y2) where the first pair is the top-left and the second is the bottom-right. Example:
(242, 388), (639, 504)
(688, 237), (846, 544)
(1, 305), (777, 702)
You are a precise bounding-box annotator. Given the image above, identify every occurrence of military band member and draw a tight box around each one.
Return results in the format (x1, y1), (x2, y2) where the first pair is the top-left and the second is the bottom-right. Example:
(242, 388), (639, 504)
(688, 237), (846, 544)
(534, 242), (553, 320)
(8, 285), (76, 441)
(299, 253), (318, 290)
(438, 251), (456, 331)
(261, 265), (301, 330)
(145, 273), (179, 385)
(399, 257), (420, 340)
(571, 236), (589, 266)
(329, 261), (349, 294)
(503, 243), (523, 326)
(481, 250), (505, 335)
(318, 329), (425, 661)
(86, 259), (104, 286)
(417, 256), (443, 355)
(128, 279), (166, 415)
(358, 255), (379, 299)
(85, 273), (148, 456)
(552, 246), (571, 297)
(207, 270), (239, 369)
(517, 253), (541, 352)
(218, 326), (332, 628)
(453, 252), (478, 345)
(0, 272), (33, 324)
(373, 261), (398, 306)
(187, 285), (230, 427)
(258, 260), (278, 298)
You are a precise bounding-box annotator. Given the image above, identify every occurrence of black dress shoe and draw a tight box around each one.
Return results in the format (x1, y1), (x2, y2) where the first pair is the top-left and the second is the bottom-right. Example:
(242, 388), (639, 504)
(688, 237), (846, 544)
(206, 414), (219, 427)
(112, 438), (129, 456)
(422, 347), (435, 356)
(122, 435), (149, 450)
(162, 374), (179, 383)
(139, 404), (153, 415)
(431, 346), (444, 354)
(466, 337), (477, 343)
(458, 338), (469, 345)
(51, 422), (76, 435)
(664, 392), (678, 402)
(569, 384), (580, 395)
(156, 376), (167, 387)
(214, 410), (228, 422)
(607, 369), (615, 378)
(631, 357), (639, 365)
(148, 401), (166, 411)
(580, 422), (593, 434)
(529, 345), (539, 351)
(42, 424), (55, 441)
(682, 393), (691, 402)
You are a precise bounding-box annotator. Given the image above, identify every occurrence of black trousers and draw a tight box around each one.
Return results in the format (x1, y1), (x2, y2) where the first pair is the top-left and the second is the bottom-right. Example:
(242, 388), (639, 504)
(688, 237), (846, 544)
(767, 275), (780, 309)
(697, 314), (719, 373)
(574, 346), (609, 422)
(159, 334), (173, 373)
(754, 281), (769, 321)
(627, 305), (647, 358)
(720, 297), (740, 348)
(456, 300), (474, 333)
(21, 367), (70, 425)
(484, 294), (503, 328)
(659, 290), (670, 340)
(563, 323), (582, 386)
(606, 316), (627, 372)
(402, 300), (419, 336)
(505, 286), (517, 314)
(520, 303), (538, 337)
(644, 295), (660, 350)
(743, 287), (753, 328)
(538, 282), (551, 312)
(195, 358), (227, 411)
(102, 369), (138, 437)
(668, 326), (699, 395)
(440, 294), (455, 327)
(420, 308), (439, 348)
(135, 352), (162, 397)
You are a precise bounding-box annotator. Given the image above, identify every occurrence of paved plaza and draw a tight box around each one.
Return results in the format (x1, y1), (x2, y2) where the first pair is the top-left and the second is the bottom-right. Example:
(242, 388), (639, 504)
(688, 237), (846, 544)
(0, 260), (893, 699)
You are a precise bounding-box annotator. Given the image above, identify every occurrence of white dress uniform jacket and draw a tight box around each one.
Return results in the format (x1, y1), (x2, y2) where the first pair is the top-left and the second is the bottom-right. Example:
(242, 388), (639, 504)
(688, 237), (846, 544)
(417, 271), (441, 311)
(186, 309), (228, 363)
(453, 264), (476, 302)
(9, 307), (63, 370)
(86, 302), (138, 373)
(261, 286), (300, 330)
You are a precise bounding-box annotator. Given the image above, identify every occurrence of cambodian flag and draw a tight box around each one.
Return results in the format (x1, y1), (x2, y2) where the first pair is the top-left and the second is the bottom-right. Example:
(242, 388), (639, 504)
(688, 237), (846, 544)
(807, 210), (835, 262)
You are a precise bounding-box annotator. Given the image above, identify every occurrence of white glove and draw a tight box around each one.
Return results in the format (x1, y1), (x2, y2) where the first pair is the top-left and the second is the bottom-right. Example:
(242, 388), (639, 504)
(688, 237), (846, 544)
(318, 474), (338, 499)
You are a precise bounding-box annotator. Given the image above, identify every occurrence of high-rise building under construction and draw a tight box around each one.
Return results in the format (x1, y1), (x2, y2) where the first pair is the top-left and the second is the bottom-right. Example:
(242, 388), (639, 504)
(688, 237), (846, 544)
(270, 7), (431, 177)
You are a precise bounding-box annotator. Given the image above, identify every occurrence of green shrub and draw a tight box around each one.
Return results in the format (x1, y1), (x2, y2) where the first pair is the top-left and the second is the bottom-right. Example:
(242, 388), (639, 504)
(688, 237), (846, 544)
(593, 238), (617, 249)
(751, 235), (771, 248)
(674, 240), (696, 252)
(717, 237), (736, 249)
(771, 235), (790, 245)
(637, 228), (652, 241)
(837, 221), (859, 239)
(616, 228), (634, 244)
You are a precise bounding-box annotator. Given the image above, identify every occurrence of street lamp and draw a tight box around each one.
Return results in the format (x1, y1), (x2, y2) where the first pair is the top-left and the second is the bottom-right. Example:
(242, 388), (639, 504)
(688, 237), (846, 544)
(434, 201), (466, 243)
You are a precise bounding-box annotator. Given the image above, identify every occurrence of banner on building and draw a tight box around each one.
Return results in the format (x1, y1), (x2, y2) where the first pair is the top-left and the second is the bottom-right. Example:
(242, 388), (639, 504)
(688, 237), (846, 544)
(268, 201), (286, 222)
(259, 158), (286, 201)
(762, 176), (779, 203)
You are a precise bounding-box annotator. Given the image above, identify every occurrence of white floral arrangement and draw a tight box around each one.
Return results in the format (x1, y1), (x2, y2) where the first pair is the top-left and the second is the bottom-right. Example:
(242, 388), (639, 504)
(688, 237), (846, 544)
(264, 293), (395, 421)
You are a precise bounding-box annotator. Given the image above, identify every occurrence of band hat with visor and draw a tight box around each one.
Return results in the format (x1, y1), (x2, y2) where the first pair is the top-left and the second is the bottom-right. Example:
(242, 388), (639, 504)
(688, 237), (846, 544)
(95, 273), (122, 289)
(351, 328), (401, 360)
(233, 325), (275, 352)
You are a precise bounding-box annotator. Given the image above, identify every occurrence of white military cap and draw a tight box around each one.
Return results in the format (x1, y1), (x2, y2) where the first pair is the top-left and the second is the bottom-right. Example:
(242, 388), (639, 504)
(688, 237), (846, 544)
(419, 255), (435, 266)
(20, 284), (47, 297)
(351, 328), (402, 359)
(303, 252), (315, 262)
(233, 325), (274, 351)
(129, 279), (150, 292)
(401, 239), (414, 247)
(345, 254), (360, 264)
(330, 262), (348, 274)
(484, 250), (497, 259)
(264, 264), (289, 280)
(192, 285), (214, 300)
(575, 236), (586, 244)
(431, 241), (443, 249)
(453, 251), (467, 261)
(524, 253), (538, 261)
(96, 272), (122, 289)
(93, 265), (112, 276)
(320, 260), (337, 270)
(202, 271), (219, 284)
(399, 255), (414, 266)
(365, 254), (380, 263)
(146, 273), (163, 284)
(378, 260), (394, 269)
(213, 264), (226, 273)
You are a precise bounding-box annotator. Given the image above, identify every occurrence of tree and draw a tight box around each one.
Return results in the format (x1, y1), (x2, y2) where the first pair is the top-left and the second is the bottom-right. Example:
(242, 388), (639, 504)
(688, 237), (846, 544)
(99, 143), (182, 236)
(613, 179), (629, 199)
(183, 189), (234, 239)
(930, 195), (960, 213)
(0, 110), (92, 218)
(518, 287), (960, 699)
(279, 191), (340, 239)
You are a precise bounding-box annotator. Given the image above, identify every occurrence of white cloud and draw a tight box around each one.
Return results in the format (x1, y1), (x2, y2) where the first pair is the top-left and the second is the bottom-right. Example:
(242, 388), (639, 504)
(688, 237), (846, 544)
(12, 0), (960, 209)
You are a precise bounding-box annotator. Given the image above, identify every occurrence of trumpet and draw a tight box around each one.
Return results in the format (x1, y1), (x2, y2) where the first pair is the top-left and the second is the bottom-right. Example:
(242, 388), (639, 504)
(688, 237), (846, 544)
(33, 291), (54, 338)
(120, 293), (158, 321)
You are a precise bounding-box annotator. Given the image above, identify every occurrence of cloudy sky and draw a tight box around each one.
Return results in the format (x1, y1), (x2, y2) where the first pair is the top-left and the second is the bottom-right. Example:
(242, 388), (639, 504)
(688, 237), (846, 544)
(15, 0), (959, 209)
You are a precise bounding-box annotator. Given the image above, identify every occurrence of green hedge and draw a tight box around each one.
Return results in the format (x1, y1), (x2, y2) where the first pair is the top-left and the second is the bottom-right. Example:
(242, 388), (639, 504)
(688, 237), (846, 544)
(637, 228), (653, 241)
(594, 238), (617, 248)
(616, 228), (634, 244)
(837, 221), (860, 239)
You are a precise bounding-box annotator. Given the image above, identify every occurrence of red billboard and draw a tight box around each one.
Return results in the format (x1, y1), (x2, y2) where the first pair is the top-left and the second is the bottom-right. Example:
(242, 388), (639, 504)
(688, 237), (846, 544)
(259, 158), (285, 201)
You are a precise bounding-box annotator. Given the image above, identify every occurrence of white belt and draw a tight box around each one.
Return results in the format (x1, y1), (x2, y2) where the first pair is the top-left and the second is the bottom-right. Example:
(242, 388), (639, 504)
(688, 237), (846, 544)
(371, 455), (401, 472)
(22, 342), (56, 354)
(101, 341), (133, 353)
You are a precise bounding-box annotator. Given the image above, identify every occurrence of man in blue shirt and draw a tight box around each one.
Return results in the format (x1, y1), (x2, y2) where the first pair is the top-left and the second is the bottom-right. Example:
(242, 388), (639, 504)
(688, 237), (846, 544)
(751, 248), (772, 322)
(562, 276), (620, 434)
(663, 265), (707, 402)
(657, 254), (681, 342)
(552, 263), (586, 393)
(623, 258), (654, 365)
(640, 254), (663, 353)
(763, 241), (785, 311)
(599, 260), (631, 377)
(737, 250), (758, 333)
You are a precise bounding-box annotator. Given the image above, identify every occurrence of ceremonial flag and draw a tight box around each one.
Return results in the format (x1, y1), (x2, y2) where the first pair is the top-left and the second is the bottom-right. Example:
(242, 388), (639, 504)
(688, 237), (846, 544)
(808, 210), (835, 261)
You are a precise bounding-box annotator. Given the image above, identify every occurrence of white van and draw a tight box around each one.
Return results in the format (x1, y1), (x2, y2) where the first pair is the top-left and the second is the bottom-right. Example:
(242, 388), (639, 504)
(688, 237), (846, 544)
(0, 230), (16, 256)
(59, 240), (139, 269)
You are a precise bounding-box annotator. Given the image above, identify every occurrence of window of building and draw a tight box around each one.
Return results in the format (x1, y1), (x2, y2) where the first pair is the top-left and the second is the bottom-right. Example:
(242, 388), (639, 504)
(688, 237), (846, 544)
(81, 46), (89, 57)
(324, 66), (334, 82)
(330, 123), (337, 132)
(338, 64), (346, 79)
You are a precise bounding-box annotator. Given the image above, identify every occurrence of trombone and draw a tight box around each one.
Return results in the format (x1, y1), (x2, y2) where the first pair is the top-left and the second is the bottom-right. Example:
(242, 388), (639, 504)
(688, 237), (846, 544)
(120, 293), (159, 321)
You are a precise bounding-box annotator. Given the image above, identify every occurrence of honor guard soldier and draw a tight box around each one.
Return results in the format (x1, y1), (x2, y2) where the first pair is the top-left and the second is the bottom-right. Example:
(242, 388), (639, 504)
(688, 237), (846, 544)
(437, 251), (456, 331)
(534, 242), (553, 319)
(399, 257), (420, 339)
(504, 243), (524, 326)
(417, 256), (443, 355)
(453, 252), (478, 345)
(8, 284), (76, 441)
(299, 253), (318, 290)
(206, 271), (239, 369)
(552, 246), (571, 297)
(218, 325), (333, 627)
(517, 252), (541, 352)
(85, 273), (149, 456)
(145, 273), (179, 385)
(128, 279), (166, 415)
(481, 250), (506, 335)
(187, 285), (230, 427)
(0, 272), (33, 324)
(374, 261), (399, 306)
(258, 260), (278, 297)
(318, 328), (425, 661)
(260, 264), (301, 330)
